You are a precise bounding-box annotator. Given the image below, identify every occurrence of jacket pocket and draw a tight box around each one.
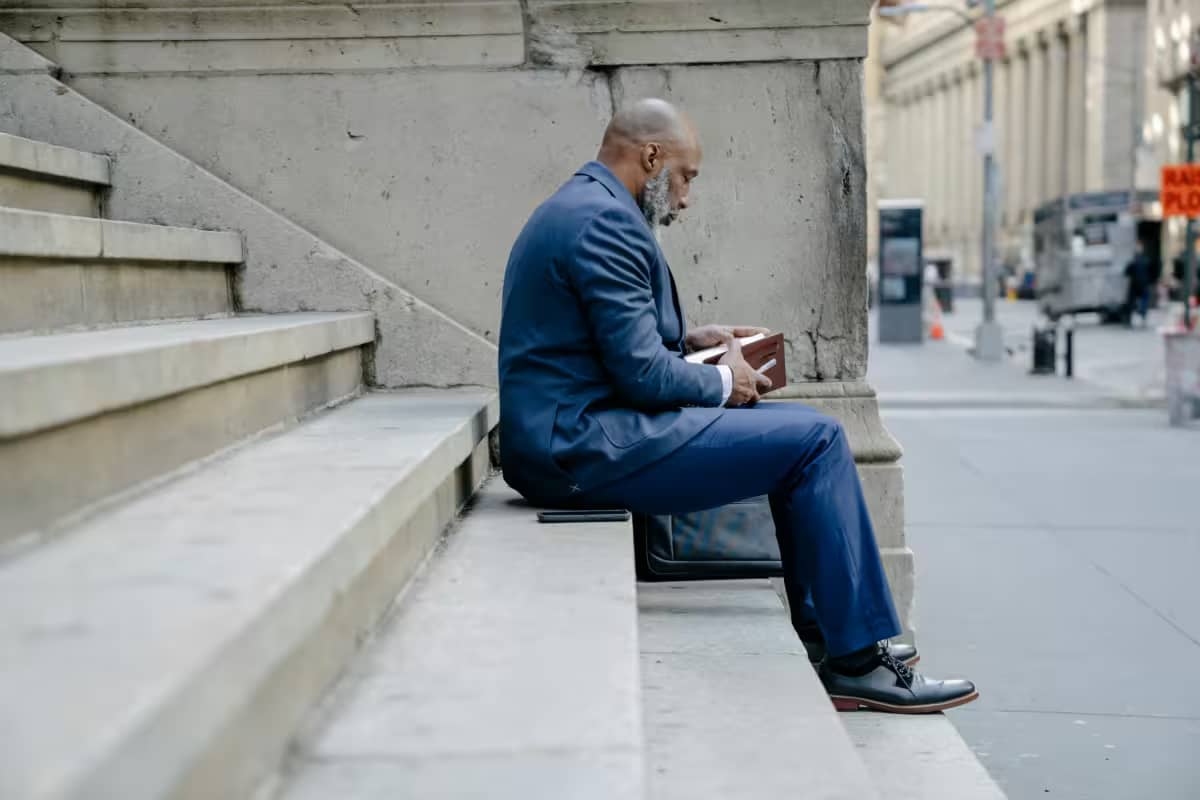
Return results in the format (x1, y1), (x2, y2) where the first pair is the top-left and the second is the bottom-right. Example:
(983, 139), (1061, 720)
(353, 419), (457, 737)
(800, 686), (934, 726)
(594, 408), (652, 449)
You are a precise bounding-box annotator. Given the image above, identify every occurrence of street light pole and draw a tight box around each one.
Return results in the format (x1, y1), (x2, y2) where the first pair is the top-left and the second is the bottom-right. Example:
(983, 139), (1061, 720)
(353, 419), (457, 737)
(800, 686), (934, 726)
(1187, 73), (1198, 330)
(975, 0), (1005, 360)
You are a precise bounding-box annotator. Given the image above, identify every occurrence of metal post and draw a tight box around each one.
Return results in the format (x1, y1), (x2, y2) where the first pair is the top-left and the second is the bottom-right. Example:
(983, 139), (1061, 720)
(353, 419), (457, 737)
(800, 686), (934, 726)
(1187, 74), (1198, 330)
(975, 0), (1005, 360)
(1064, 327), (1074, 378)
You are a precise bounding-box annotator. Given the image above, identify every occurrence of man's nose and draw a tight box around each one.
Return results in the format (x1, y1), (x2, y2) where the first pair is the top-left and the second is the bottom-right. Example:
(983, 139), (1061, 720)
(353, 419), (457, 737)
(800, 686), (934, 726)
(678, 194), (690, 210)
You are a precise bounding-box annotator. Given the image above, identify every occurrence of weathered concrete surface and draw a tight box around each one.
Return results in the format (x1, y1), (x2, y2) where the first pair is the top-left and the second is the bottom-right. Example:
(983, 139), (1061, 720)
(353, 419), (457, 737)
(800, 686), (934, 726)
(0, 131), (109, 186)
(0, 170), (99, 216)
(0, 391), (497, 800)
(614, 62), (869, 382)
(0, 61), (498, 388)
(66, 68), (612, 350)
(0, 132), (108, 215)
(0, 30), (55, 74)
(0, 312), (373, 437)
(0, 257), (232, 335)
(524, 0), (872, 66)
(278, 478), (643, 800)
(0, 1), (871, 74)
(842, 715), (1007, 800)
(61, 59), (870, 383)
(0, 206), (242, 262)
(0, 347), (362, 550)
(0, 24), (873, 388)
(2, 0), (525, 73)
(639, 581), (879, 800)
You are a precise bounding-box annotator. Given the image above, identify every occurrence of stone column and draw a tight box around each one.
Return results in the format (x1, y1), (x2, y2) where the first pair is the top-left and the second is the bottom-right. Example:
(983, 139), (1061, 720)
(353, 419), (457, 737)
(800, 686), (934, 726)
(898, 98), (910, 196)
(1066, 18), (1088, 193)
(943, 78), (955, 237)
(933, 81), (946, 237)
(953, 74), (966, 252)
(1044, 29), (1068, 201)
(907, 94), (916, 199)
(1009, 47), (1028, 226)
(1027, 36), (1048, 211)
(923, 88), (935, 239)
(904, 97), (916, 196)
(1084, 9), (1106, 191)
(943, 77), (957, 245)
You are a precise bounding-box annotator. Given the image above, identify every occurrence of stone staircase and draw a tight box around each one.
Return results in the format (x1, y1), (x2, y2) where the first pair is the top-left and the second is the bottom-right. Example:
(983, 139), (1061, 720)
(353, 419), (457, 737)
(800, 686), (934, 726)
(0, 122), (1003, 800)
(0, 132), (496, 798)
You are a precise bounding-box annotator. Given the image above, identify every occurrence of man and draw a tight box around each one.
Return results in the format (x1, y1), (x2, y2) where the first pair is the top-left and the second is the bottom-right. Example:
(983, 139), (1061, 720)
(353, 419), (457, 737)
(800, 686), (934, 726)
(1124, 240), (1154, 327)
(498, 99), (977, 713)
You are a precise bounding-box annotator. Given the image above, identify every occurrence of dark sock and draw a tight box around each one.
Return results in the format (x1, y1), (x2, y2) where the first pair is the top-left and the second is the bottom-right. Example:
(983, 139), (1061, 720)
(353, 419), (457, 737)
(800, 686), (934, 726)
(828, 643), (881, 676)
(793, 621), (824, 645)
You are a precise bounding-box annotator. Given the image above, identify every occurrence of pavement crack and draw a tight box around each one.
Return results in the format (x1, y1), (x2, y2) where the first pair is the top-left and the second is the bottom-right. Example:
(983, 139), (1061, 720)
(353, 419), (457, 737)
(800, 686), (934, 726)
(1046, 521), (1200, 650)
(1084, 558), (1200, 651)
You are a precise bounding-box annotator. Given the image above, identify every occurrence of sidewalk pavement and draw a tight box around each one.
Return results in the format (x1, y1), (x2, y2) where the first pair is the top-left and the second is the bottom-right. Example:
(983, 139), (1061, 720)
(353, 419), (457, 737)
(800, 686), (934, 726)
(935, 298), (1169, 407)
(868, 335), (1124, 410)
(866, 324), (1200, 800)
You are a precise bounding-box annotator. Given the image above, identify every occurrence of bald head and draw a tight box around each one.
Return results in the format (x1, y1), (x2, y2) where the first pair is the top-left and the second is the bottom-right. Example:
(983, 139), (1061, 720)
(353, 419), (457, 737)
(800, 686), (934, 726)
(602, 98), (693, 151)
(597, 98), (702, 228)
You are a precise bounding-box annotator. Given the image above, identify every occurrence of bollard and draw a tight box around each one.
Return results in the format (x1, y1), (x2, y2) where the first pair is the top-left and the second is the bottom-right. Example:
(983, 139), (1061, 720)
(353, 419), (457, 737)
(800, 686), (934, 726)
(1064, 328), (1074, 379)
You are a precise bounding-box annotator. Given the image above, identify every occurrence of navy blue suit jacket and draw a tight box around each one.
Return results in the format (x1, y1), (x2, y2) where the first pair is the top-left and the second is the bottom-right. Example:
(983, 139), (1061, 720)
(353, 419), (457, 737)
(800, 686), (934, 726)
(499, 161), (726, 504)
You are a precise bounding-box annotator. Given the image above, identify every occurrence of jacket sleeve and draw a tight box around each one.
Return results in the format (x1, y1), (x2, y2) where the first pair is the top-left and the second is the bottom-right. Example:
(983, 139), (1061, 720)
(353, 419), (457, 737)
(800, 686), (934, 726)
(567, 206), (725, 410)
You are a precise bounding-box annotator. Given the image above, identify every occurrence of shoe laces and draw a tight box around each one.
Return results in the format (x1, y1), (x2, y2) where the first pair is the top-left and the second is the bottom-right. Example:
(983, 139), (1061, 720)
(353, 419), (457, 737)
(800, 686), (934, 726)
(879, 640), (914, 689)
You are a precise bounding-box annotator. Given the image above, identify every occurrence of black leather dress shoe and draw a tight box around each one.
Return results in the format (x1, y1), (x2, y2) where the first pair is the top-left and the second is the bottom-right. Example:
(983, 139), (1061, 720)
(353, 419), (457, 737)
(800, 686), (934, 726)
(818, 650), (978, 714)
(804, 640), (919, 667)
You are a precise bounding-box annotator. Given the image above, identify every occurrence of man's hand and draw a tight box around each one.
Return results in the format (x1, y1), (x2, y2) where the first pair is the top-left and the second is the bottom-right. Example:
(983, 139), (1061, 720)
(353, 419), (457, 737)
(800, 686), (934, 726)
(719, 334), (772, 407)
(686, 324), (771, 353)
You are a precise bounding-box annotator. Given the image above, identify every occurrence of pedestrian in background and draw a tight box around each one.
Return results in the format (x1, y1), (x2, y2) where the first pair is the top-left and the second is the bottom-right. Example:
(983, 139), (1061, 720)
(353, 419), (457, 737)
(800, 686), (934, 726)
(1125, 240), (1153, 328)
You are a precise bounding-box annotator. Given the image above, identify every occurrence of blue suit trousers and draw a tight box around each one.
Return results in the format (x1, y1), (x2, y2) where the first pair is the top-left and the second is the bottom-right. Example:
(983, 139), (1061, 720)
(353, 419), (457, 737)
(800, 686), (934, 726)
(577, 402), (902, 657)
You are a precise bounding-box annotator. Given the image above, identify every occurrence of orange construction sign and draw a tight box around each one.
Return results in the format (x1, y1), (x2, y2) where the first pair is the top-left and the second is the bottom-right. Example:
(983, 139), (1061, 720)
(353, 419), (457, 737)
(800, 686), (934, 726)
(1161, 164), (1200, 217)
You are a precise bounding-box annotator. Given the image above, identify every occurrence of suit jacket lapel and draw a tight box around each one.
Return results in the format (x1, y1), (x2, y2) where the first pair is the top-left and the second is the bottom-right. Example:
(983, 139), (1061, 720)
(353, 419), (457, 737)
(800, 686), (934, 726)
(665, 262), (687, 353)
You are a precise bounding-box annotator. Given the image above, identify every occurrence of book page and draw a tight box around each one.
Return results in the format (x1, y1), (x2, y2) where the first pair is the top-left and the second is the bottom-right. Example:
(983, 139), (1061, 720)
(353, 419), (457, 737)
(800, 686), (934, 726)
(684, 332), (767, 364)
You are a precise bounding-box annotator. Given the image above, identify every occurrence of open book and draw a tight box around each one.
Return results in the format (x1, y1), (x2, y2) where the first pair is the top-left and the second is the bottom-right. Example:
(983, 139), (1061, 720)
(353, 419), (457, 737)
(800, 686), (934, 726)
(684, 332), (787, 395)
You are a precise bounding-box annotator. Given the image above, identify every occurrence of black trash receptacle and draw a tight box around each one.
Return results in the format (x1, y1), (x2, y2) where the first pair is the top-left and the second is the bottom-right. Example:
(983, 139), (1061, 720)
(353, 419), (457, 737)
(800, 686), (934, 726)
(1031, 326), (1056, 375)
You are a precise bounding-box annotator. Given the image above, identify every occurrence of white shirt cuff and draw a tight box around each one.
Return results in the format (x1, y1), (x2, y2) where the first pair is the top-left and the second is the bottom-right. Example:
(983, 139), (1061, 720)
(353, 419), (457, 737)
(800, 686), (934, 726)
(717, 365), (734, 406)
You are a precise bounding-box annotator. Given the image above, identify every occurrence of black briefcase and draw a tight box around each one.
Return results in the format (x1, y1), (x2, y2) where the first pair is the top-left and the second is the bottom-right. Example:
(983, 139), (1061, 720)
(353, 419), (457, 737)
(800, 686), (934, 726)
(633, 496), (784, 581)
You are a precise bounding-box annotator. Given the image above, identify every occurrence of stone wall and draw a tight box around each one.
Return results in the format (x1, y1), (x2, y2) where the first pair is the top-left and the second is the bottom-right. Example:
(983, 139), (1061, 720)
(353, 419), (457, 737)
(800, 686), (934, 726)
(0, 0), (874, 387)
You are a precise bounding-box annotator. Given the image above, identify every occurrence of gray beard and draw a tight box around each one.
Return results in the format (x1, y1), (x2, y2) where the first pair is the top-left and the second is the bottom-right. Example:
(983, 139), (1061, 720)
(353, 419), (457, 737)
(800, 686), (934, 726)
(639, 167), (674, 228)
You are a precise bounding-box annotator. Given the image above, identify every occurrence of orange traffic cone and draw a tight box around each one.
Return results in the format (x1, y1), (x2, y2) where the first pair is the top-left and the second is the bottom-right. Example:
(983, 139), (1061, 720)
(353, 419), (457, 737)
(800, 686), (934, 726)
(928, 296), (945, 341)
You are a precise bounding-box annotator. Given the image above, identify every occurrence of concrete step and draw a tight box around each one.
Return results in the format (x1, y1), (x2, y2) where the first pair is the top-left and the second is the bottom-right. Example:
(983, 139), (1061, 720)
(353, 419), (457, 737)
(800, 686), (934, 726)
(274, 479), (644, 800)
(638, 580), (880, 800)
(640, 580), (1006, 799)
(0, 312), (374, 548)
(0, 391), (496, 800)
(0, 131), (110, 217)
(843, 715), (1006, 800)
(0, 206), (241, 334)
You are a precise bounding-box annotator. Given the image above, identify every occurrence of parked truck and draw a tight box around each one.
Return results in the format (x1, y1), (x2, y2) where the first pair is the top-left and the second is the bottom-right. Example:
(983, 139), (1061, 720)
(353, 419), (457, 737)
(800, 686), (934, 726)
(1032, 190), (1161, 322)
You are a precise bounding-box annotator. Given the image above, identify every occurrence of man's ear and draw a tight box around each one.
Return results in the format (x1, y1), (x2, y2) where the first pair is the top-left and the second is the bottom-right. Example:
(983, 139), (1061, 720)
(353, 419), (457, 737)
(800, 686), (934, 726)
(640, 142), (662, 174)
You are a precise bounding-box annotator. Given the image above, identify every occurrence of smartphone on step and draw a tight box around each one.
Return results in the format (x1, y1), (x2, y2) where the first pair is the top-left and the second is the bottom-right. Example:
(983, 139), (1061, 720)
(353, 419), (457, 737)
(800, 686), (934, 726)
(536, 509), (631, 524)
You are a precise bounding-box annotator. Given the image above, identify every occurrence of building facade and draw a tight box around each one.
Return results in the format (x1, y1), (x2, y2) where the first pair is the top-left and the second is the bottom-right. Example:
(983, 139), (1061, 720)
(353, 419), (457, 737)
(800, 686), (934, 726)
(1147, 0), (1200, 264)
(871, 0), (1158, 288)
